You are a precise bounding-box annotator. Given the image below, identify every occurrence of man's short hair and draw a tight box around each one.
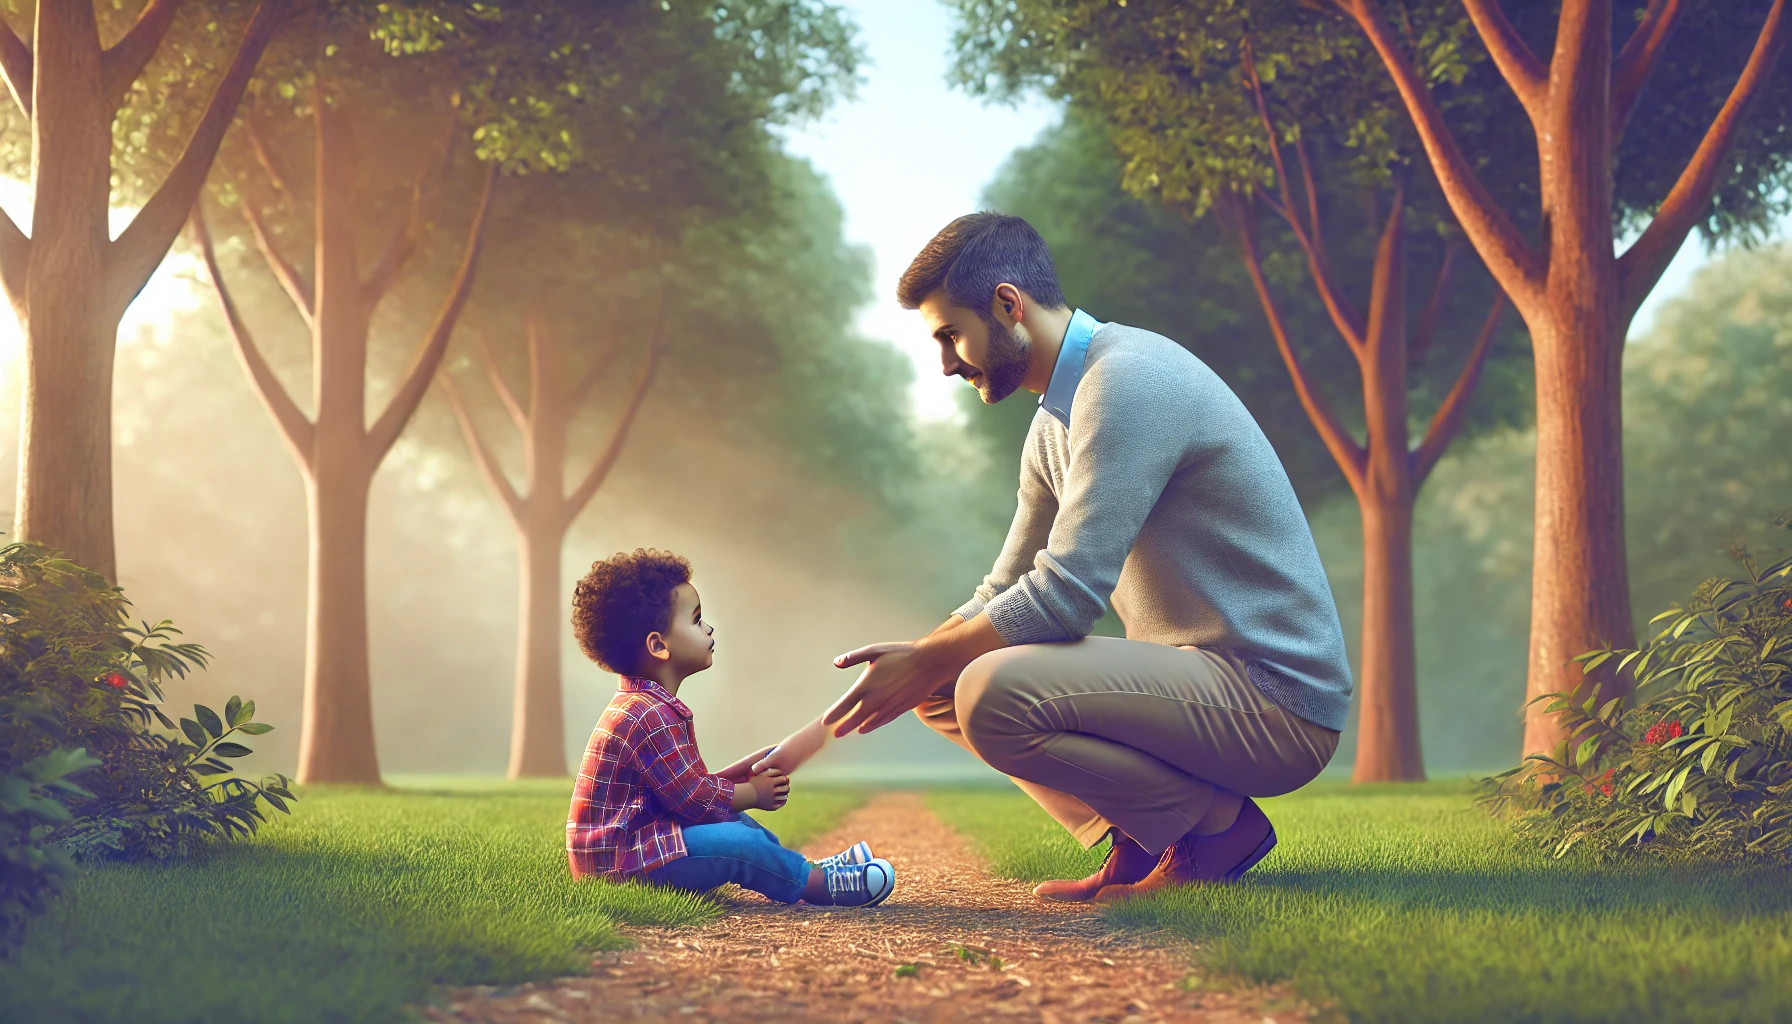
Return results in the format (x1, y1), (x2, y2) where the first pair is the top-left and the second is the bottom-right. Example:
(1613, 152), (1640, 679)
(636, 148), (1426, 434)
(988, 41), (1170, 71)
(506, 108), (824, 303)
(897, 213), (1067, 314)
(571, 548), (692, 674)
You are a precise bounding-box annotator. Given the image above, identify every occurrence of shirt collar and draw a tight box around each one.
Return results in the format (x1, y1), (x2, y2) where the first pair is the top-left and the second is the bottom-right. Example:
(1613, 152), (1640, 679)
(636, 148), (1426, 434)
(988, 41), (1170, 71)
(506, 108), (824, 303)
(618, 676), (693, 720)
(1039, 308), (1102, 428)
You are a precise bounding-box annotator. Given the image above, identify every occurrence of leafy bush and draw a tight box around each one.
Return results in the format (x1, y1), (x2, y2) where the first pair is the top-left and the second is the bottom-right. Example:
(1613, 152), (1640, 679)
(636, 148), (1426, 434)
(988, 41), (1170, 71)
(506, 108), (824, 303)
(0, 542), (293, 930)
(0, 746), (99, 942)
(1482, 529), (1792, 860)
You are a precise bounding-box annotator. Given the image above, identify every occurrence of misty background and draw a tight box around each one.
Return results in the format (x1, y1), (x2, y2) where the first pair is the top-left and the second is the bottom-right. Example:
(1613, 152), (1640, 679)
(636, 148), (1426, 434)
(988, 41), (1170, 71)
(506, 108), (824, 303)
(0, 0), (1786, 783)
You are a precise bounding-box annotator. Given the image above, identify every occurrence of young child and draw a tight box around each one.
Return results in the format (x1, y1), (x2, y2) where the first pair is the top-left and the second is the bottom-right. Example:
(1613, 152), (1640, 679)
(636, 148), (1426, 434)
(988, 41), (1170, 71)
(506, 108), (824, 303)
(564, 548), (895, 907)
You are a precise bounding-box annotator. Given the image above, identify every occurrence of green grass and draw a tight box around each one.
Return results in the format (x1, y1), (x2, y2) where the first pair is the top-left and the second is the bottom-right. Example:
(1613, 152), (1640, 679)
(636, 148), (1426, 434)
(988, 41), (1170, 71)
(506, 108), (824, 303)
(931, 782), (1792, 1024)
(0, 779), (863, 1024)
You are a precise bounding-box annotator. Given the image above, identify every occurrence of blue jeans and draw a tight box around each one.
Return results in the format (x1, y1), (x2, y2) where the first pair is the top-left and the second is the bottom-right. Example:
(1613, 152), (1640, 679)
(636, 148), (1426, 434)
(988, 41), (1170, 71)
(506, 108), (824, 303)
(643, 813), (812, 904)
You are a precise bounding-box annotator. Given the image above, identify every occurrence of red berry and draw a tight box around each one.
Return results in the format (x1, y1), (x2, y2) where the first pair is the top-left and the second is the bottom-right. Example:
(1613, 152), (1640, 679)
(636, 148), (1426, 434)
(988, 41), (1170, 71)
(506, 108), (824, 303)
(104, 672), (128, 689)
(1600, 783), (1615, 797)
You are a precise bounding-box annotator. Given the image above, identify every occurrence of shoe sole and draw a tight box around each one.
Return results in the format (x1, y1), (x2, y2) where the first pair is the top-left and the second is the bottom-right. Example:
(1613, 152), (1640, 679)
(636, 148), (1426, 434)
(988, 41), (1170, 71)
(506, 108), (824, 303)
(864, 860), (895, 907)
(1223, 825), (1276, 882)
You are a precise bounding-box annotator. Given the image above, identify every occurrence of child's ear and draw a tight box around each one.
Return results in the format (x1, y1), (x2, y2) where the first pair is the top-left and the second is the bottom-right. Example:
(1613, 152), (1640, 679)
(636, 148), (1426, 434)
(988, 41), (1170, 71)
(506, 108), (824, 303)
(643, 631), (672, 663)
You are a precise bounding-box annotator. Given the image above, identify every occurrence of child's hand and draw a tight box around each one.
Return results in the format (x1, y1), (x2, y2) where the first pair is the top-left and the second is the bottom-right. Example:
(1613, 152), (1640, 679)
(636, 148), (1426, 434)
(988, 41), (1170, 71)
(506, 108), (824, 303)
(752, 769), (790, 811)
(717, 745), (777, 783)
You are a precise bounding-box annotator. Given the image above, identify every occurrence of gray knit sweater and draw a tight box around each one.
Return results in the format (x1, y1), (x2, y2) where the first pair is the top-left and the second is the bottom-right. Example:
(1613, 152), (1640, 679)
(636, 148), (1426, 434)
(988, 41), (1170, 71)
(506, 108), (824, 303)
(955, 322), (1354, 732)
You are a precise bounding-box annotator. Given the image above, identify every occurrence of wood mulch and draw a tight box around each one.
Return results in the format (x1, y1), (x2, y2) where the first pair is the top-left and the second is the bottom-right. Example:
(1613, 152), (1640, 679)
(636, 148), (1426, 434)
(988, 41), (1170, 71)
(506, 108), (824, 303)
(422, 792), (1315, 1024)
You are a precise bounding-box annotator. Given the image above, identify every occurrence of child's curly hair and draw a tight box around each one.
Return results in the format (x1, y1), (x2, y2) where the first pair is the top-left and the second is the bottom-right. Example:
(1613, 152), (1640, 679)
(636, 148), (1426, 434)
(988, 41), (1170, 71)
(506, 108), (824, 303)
(571, 549), (693, 674)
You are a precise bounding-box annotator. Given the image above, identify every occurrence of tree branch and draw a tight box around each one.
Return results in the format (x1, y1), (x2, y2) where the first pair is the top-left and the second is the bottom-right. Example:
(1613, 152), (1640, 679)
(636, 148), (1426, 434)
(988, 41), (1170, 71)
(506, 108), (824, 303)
(1411, 292), (1506, 486)
(1241, 40), (1367, 352)
(366, 161), (498, 462)
(108, 0), (292, 309)
(1410, 241), (1462, 361)
(102, 0), (178, 111)
(0, 209), (28, 307)
(240, 199), (314, 328)
(0, 14), (31, 118)
(438, 373), (523, 518)
(564, 292), (665, 521)
(1339, 0), (1544, 313)
(243, 110), (296, 198)
(474, 330), (528, 431)
(1611, 0), (1684, 141)
(1228, 198), (1367, 496)
(192, 205), (315, 467)
(1461, 0), (1547, 117)
(1617, 0), (1787, 323)
(362, 99), (461, 302)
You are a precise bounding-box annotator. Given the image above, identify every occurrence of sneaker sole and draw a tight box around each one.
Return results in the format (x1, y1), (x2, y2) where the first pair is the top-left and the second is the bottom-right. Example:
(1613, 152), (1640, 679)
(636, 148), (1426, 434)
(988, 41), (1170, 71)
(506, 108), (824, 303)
(1223, 826), (1276, 882)
(863, 860), (895, 907)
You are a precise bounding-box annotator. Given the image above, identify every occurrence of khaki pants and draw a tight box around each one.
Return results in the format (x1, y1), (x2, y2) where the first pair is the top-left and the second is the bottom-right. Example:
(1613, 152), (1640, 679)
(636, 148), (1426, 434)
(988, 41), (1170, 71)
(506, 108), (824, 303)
(917, 637), (1340, 855)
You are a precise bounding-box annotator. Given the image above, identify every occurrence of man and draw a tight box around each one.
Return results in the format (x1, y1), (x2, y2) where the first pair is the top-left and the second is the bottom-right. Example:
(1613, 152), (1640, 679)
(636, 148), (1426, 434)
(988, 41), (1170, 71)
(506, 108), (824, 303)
(827, 213), (1352, 902)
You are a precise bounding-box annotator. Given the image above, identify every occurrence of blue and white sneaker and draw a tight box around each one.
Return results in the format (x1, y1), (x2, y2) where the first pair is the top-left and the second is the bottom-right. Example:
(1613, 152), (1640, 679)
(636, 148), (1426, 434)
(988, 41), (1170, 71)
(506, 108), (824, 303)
(814, 840), (874, 870)
(813, 857), (895, 907)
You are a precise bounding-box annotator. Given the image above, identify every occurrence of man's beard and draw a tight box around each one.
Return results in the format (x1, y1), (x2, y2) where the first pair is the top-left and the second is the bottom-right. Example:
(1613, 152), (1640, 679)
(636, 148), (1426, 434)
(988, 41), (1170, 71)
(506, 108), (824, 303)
(971, 319), (1031, 404)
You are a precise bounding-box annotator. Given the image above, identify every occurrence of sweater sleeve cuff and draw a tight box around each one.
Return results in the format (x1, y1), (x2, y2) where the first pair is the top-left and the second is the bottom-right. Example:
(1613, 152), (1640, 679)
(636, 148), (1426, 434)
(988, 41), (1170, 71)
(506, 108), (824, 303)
(984, 582), (1069, 645)
(952, 597), (986, 621)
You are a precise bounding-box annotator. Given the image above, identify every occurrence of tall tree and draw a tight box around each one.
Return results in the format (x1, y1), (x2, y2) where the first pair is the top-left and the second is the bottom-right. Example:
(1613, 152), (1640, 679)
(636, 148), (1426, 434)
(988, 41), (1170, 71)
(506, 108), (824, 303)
(192, 0), (859, 782)
(439, 306), (662, 779)
(953, 1), (1530, 779)
(192, 88), (496, 785)
(0, 0), (290, 581)
(1325, 0), (1792, 757)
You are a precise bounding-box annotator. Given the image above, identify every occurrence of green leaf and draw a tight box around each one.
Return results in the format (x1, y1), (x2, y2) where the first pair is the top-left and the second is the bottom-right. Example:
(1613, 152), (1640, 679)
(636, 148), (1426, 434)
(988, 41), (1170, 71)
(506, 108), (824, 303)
(1665, 764), (1695, 810)
(226, 695), (245, 728)
(237, 722), (273, 735)
(195, 704), (224, 739)
(179, 717), (207, 747)
(212, 742), (254, 758)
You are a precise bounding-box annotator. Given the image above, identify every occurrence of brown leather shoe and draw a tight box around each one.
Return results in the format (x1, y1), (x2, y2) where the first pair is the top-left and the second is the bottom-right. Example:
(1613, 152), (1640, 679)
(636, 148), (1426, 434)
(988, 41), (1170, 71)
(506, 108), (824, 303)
(1092, 799), (1277, 902)
(1032, 831), (1156, 902)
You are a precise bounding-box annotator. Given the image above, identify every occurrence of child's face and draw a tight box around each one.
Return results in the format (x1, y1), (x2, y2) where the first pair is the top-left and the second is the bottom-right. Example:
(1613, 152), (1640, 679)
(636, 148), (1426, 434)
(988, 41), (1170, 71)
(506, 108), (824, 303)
(649, 582), (715, 678)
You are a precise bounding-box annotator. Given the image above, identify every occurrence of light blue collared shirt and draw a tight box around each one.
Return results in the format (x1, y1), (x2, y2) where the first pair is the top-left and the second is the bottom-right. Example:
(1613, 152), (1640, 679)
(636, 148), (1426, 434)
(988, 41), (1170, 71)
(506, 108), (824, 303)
(1039, 309), (1103, 427)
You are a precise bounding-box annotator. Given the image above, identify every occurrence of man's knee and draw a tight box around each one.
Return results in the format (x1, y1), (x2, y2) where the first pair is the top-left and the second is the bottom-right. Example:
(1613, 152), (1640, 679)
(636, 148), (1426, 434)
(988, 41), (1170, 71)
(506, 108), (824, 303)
(955, 648), (1038, 762)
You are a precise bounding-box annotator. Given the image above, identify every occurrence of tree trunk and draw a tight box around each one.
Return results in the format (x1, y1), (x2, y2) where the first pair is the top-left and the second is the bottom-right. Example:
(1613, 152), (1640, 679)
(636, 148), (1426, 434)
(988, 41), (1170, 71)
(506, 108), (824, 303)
(14, 3), (119, 578)
(1354, 495), (1422, 780)
(508, 320), (569, 777)
(1520, 1), (1636, 757)
(1521, 314), (1632, 755)
(508, 512), (568, 778)
(296, 449), (381, 783)
(1351, 197), (1425, 782)
(294, 100), (383, 784)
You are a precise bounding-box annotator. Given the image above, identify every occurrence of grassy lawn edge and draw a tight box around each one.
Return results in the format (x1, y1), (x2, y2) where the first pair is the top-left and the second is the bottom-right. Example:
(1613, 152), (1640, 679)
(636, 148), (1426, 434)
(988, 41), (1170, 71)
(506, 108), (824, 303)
(930, 782), (1792, 1024)
(0, 779), (866, 1024)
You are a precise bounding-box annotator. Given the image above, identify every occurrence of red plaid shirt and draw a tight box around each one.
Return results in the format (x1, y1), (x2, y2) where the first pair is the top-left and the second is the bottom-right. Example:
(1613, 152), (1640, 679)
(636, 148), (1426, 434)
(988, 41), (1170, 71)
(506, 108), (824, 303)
(566, 677), (736, 879)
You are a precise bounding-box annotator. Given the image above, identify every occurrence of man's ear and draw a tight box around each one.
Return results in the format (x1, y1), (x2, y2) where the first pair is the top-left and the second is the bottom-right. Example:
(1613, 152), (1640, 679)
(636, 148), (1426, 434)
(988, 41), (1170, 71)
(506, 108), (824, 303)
(993, 283), (1025, 325)
(643, 631), (672, 663)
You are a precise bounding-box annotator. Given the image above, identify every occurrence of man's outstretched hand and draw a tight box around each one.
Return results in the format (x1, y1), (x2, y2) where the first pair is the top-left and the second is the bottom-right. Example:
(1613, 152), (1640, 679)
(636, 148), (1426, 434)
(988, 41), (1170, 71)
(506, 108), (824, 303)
(824, 613), (1008, 737)
(824, 642), (949, 737)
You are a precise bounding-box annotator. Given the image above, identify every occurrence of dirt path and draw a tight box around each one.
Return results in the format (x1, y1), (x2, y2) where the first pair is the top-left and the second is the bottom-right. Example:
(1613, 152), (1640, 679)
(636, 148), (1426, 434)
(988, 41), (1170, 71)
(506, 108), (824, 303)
(426, 793), (1311, 1024)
